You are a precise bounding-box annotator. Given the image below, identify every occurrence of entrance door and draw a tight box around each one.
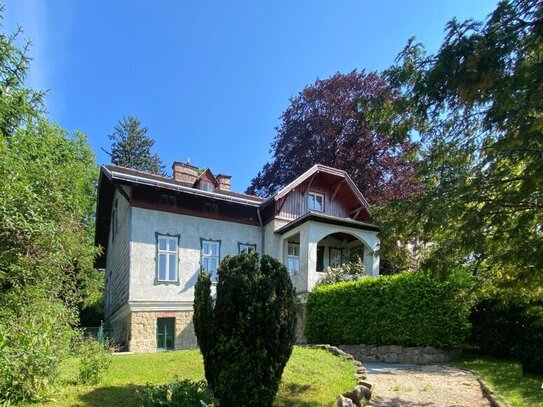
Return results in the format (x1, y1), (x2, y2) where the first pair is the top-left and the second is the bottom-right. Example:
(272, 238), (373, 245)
(156, 318), (175, 350)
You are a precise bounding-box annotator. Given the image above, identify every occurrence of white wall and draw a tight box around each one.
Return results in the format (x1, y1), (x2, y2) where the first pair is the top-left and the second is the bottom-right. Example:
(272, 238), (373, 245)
(129, 207), (262, 302)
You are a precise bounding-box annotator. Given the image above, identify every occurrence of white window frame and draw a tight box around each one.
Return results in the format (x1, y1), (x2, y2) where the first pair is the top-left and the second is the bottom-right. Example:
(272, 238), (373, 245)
(201, 180), (214, 192)
(238, 243), (257, 254)
(201, 239), (220, 282)
(156, 235), (179, 283)
(308, 192), (324, 212)
(287, 243), (300, 274)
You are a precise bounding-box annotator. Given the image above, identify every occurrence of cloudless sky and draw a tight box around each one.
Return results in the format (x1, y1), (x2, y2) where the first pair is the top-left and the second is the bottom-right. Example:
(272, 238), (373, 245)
(4, 1), (498, 192)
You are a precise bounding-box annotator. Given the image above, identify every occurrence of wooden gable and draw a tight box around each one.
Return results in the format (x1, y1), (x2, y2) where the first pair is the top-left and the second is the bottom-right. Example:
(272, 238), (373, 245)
(274, 165), (372, 223)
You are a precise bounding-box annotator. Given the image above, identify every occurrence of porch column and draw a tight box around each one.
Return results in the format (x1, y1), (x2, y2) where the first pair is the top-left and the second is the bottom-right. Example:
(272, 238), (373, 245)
(298, 225), (319, 293)
(364, 247), (380, 276)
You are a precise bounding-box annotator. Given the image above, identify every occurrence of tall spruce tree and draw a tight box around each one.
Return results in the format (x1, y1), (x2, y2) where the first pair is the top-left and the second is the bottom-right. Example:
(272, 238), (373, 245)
(105, 116), (165, 175)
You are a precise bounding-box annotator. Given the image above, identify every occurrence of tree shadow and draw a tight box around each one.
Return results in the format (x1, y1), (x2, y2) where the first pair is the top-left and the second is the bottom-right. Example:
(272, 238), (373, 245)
(78, 384), (144, 407)
(274, 383), (319, 407)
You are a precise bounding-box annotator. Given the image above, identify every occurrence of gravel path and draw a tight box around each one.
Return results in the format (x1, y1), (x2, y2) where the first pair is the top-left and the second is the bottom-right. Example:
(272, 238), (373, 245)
(364, 363), (491, 407)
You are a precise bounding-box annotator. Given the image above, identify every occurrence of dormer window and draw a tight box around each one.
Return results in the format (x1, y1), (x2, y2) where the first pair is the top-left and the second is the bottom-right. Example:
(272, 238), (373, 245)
(308, 192), (324, 212)
(201, 180), (214, 192)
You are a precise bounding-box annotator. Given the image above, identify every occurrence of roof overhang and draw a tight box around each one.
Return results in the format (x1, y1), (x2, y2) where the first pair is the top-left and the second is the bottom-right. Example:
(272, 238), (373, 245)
(274, 211), (380, 236)
(262, 164), (371, 213)
(103, 166), (263, 207)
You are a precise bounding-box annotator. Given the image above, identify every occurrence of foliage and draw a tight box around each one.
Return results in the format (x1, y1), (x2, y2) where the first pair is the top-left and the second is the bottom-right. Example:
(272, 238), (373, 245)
(247, 70), (419, 206)
(450, 356), (543, 407)
(470, 298), (543, 374)
(0, 6), (99, 403)
(19, 347), (355, 407)
(193, 253), (297, 407)
(0, 289), (76, 404)
(362, 0), (543, 300)
(306, 271), (473, 348)
(318, 257), (365, 285)
(138, 378), (219, 407)
(104, 116), (165, 175)
(77, 337), (112, 385)
(78, 269), (105, 327)
(0, 9), (44, 137)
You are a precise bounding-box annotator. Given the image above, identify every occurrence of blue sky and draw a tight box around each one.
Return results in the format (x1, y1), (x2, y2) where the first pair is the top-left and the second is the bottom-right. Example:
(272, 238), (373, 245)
(4, 1), (498, 192)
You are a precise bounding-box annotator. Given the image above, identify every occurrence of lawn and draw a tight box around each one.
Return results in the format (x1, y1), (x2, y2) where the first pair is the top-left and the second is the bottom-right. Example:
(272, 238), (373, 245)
(32, 346), (356, 406)
(449, 356), (543, 407)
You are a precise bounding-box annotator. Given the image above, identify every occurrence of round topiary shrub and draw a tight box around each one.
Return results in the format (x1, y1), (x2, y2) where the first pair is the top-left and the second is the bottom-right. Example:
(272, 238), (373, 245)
(193, 252), (297, 407)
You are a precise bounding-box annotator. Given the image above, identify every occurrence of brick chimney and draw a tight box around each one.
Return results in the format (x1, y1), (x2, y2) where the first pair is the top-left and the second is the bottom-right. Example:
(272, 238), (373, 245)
(216, 174), (231, 191)
(172, 161), (199, 184)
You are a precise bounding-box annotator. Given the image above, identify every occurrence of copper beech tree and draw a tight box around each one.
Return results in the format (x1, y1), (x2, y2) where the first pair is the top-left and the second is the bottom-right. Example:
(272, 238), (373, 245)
(247, 70), (419, 207)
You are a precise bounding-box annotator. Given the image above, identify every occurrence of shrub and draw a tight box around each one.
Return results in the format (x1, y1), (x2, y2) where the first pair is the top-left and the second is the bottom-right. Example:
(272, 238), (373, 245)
(305, 271), (472, 348)
(77, 337), (112, 385)
(0, 290), (76, 404)
(139, 378), (219, 407)
(319, 257), (365, 285)
(193, 252), (297, 407)
(470, 299), (543, 374)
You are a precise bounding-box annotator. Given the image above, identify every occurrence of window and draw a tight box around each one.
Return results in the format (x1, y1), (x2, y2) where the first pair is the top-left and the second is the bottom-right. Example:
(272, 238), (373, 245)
(308, 192), (324, 212)
(201, 239), (220, 281)
(316, 246), (325, 272)
(329, 248), (343, 268)
(156, 235), (178, 283)
(203, 202), (219, 215)
(238, 243), (257, 254)
(160, 194), (177, 207)
(201, 180), (214, 192)
(287, 243), (300, 274)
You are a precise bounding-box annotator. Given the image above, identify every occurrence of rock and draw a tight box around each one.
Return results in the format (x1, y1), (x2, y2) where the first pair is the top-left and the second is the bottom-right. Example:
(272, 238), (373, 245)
(358, 381), (373, 400)
(336, 395), (355, 407)
(383, 352), (399, 363)
(342, 384), (372, 407)
(389, 344), (403, 354)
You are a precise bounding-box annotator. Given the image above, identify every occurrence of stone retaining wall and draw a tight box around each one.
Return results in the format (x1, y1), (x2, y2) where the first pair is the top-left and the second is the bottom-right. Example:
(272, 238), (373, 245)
(339, 344), (462, 365)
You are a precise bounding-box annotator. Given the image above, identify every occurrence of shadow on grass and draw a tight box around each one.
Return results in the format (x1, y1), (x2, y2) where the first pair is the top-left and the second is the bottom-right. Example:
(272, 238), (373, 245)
(78, 384), (144, 407)
(274, 383), (319, 407)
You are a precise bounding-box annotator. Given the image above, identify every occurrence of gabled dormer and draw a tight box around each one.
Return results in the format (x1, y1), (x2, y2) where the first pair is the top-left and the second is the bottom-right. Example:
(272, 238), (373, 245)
(267, 164), (373, 223)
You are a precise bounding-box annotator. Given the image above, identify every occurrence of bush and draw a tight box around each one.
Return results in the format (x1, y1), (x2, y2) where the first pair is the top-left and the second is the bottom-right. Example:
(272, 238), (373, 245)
(470, 299), (543, 374)
(193, 253), (297, 407)
(139, 378), (219, 407)
(305, 271), (472, 348)
(319, 257), (365, 285)
(0, 290), (76, 404)
(77, 337), (112, 385)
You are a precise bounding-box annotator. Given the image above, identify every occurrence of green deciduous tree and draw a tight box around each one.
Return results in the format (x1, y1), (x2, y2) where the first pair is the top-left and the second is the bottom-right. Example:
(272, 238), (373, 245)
(363, 0), (543, 300)
(0, 8), (99, 403)
(104, 116), (165, 175)
(193, 253), (297, 407)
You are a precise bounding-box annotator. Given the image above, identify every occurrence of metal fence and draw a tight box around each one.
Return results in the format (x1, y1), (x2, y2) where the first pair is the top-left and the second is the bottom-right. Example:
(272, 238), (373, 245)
(80, 323), (114, 345)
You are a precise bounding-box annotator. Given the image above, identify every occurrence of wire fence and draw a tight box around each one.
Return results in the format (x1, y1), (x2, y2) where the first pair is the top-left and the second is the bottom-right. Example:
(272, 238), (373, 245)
(80, 323), (114, 345)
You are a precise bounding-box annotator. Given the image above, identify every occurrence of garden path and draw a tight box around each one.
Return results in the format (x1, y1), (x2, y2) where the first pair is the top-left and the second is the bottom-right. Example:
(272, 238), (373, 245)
(364, 363), (491, 407)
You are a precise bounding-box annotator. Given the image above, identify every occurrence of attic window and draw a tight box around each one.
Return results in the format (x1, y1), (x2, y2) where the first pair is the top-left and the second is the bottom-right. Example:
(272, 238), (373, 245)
(160, 194), (177, 207)
(308, 192), (324, 212)
(201, 180), (214, 192)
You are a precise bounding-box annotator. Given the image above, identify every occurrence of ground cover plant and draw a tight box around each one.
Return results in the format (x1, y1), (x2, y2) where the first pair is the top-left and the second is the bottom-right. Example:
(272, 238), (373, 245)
(450, 356), (543, 407)
(20, 347), (355, 407)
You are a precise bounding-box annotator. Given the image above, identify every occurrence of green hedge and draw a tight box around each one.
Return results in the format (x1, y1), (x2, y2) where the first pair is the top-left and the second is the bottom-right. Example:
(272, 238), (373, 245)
(305, 272), (472, 348)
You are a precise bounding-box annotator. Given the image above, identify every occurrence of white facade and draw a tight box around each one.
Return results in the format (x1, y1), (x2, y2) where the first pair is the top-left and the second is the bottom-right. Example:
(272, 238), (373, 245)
(99, 163), (381, 352)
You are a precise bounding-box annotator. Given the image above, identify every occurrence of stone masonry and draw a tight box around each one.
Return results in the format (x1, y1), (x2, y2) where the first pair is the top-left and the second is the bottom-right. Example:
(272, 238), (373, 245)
(339, 344), (462, 365)
(129, 311), (197, 353)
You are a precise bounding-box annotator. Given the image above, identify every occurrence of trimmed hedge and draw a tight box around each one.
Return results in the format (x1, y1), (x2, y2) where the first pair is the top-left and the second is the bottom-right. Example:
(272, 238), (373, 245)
(305, 272), (472, 348)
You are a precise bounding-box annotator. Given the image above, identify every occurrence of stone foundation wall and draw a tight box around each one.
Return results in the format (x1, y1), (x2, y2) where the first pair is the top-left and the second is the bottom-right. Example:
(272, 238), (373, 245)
(295, 306), (307, 344)
(129, 311), (197, 353)
(339, 344), (462, 365)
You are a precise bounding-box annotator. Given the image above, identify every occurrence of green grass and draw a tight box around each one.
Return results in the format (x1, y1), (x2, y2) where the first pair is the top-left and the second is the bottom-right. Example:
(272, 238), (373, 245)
(449, 356), (543, 407)
(31, 346), (355, 406)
